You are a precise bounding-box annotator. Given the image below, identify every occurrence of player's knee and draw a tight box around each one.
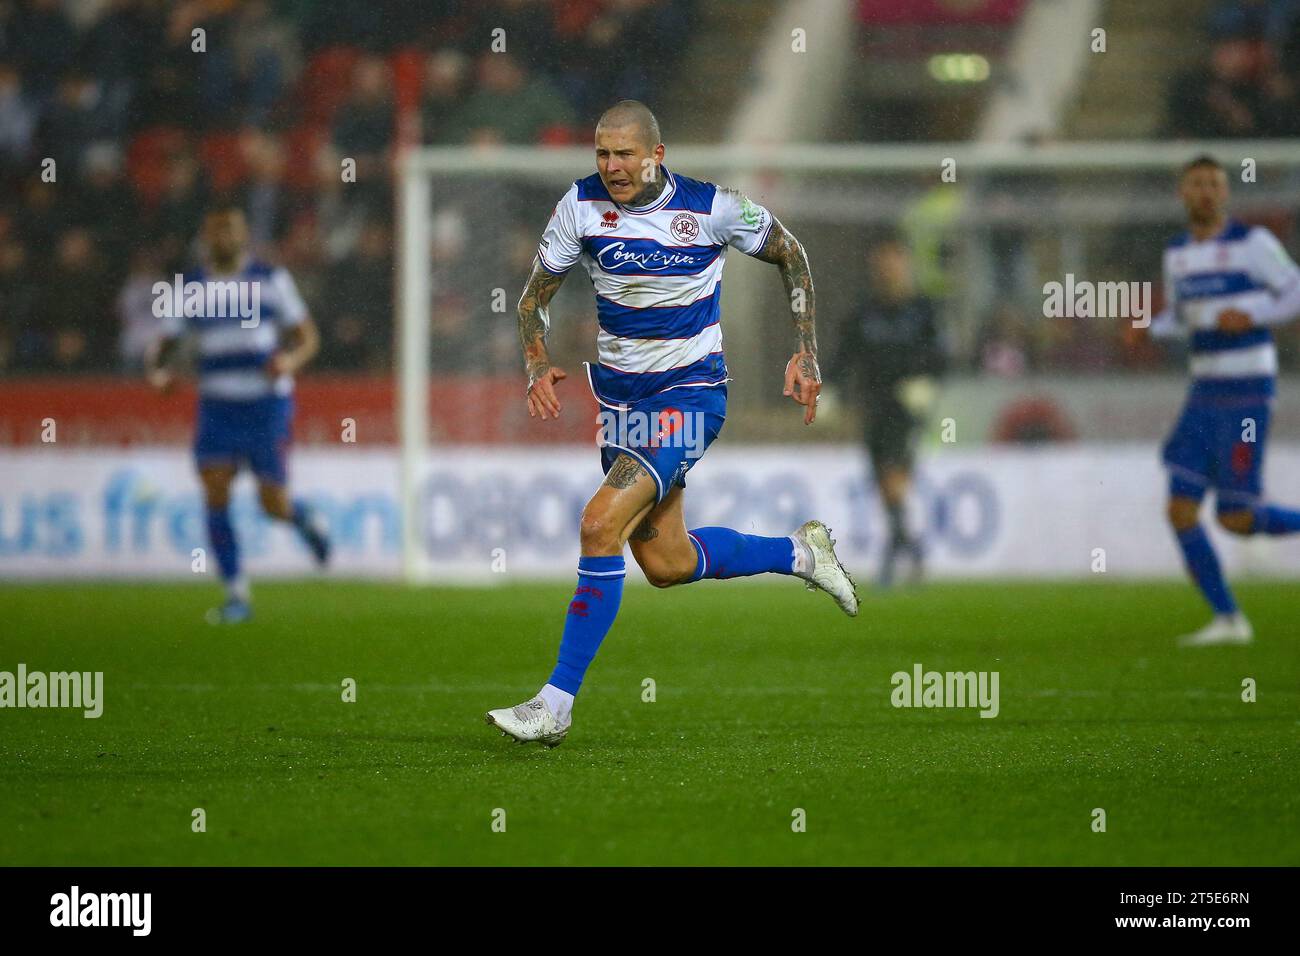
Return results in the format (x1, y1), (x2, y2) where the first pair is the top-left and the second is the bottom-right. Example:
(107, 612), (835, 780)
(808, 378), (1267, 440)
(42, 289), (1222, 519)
(258, 484), (290, 519)
(880, 467), (909, 504)
(1216, 509), (1255, 536)
(201, 475), (232, 509)
(643, 568), (678, 588)
(578, 506), (621, 555)
(1166, 498), (1199, 531)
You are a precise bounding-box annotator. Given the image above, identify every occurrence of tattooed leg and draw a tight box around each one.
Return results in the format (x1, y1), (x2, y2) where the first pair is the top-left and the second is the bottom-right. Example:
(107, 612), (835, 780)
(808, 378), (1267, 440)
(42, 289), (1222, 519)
(628, 487), (698, 588)
(603, 454), (647, 491)
(570, 454), (659, 559)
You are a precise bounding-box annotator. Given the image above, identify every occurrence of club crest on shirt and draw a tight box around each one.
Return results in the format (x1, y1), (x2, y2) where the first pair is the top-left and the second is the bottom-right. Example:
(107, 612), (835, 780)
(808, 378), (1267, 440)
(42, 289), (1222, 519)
(670, 213), (700, 243)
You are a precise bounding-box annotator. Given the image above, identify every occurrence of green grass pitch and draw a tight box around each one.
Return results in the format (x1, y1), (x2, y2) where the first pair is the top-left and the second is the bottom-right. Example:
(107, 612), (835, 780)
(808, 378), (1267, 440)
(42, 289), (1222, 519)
(2, 579), (1297, 866)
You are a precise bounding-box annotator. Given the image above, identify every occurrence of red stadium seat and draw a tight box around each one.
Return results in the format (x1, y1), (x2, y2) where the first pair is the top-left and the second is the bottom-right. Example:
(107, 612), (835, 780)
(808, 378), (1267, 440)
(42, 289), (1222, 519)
(199, 130), (248, 193)
(298, 46), (362, 126)
(284, 124), (329, 191)
(125, 126), (188, 207)
(391, 48), (425, 118)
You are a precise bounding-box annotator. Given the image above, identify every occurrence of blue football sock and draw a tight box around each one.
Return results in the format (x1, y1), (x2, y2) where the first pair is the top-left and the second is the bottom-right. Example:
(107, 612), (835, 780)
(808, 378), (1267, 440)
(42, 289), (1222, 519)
(205, 506), (240, 584)
(1175, 524), (1237, 615)
(1252, 504), (1300, 535)
(548, 555), (626, 695)
(687, 527), (796, 581)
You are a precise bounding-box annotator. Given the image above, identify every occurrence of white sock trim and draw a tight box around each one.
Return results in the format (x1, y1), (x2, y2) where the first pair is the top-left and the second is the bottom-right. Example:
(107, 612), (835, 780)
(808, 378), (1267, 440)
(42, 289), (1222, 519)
(790, 535), (812, 576)
(539, 683), (574, 722)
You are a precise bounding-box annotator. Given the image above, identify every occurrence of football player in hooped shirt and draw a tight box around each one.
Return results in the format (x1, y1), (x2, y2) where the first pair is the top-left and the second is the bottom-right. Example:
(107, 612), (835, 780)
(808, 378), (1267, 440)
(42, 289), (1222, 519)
(486, 101), (859, 746)
(147, 205), (331, 624)
(1148, 155), (1300, 645)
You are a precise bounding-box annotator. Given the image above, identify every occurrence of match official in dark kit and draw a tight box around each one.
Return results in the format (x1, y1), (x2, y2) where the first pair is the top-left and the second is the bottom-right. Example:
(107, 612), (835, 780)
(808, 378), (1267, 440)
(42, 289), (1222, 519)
(833, 234), (946, 586)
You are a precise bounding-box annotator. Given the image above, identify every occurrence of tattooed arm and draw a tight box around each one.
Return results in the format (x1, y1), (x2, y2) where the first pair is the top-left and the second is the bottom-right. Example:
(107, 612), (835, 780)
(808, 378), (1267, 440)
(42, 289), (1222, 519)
(518, 259), (569, 419)
(753, 217), (821, 424)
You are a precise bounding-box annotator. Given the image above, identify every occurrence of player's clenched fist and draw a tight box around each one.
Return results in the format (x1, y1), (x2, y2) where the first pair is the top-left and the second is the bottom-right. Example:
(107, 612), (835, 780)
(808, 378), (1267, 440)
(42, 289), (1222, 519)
(146, 366), (175, 394)
(1216, 308), (1253, 334)
(784, 351), (822, 425)
(527, 366), (568, 419)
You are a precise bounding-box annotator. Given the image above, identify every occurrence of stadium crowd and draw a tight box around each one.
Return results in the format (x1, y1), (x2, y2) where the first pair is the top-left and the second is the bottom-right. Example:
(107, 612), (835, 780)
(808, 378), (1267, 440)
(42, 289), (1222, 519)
(1165, 0), (1300, 139)
(0, 0), (1297, 383)
(0, 0), (693, 375)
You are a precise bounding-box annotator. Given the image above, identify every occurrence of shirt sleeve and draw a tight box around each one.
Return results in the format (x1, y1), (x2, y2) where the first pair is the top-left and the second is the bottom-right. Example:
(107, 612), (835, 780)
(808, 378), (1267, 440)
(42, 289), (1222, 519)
(1240, 227), (1300, 327)
(711, 187), (775, 256)
(270, 267), (308, 328)
(1247, 226), (1300, 294)
(537, 184), (583, 274)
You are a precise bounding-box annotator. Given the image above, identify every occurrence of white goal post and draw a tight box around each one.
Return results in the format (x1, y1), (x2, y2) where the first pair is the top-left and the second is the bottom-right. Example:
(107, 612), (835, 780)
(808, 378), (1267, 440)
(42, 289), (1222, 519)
(395, 140), (1300, 582)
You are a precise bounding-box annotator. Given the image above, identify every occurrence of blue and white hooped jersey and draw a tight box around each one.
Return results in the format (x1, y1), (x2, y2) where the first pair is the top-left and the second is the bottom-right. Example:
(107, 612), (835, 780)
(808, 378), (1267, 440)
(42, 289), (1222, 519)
(1163, 220), (1300, 401)
(536, 166), (775, 406)
(159, 258), (308, 402)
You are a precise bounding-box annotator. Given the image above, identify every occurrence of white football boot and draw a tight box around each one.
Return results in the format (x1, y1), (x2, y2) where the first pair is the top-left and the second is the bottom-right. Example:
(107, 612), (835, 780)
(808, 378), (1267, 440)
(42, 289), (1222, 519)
(792, 520), (859, 617)
(1178, 613), (1254, 647)
(485, 695), (570, 747)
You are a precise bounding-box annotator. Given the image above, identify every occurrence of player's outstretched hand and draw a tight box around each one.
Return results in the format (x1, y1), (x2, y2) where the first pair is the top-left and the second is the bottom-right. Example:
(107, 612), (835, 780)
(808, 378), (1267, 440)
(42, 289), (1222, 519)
(527, 366), (568, 420)
(1216, 308), (1253, 334)
(146, 367), (174, 394)
(784, 351), (822, 426)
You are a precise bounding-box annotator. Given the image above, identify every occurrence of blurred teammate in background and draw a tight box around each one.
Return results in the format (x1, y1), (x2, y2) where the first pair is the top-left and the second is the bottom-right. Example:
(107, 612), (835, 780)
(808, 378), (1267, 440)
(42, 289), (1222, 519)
(146, 205), (331, 623)
(486, 101), (858, 747)
(834, 235), (944, 587)
(1144, 155), (1300, 645)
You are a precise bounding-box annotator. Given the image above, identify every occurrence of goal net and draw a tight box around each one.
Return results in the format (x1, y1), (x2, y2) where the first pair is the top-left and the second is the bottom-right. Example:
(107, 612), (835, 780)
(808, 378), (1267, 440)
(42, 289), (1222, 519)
(395, 142), (1300, 582)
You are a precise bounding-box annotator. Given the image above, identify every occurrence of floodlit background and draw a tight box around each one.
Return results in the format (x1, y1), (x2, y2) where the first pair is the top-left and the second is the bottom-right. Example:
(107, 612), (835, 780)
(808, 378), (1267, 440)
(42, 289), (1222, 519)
(2, 0), (1300, 581)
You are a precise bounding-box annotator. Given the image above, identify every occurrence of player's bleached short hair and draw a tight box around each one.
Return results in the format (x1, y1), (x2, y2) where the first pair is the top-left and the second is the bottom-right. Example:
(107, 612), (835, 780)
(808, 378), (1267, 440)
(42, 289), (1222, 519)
(596, 100), (662, 150)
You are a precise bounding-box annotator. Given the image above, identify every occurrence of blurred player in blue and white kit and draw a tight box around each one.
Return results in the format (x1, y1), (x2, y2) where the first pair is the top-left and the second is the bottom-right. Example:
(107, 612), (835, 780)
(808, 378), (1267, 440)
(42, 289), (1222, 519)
(1147, 156), (1300, 645)
(146, 204), (330, 623)
(486, 101), (859, 746)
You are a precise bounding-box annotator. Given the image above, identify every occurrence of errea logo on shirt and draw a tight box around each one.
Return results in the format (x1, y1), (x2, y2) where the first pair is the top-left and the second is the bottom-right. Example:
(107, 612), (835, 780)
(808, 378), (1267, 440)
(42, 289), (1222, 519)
(601, 210), (619, 228)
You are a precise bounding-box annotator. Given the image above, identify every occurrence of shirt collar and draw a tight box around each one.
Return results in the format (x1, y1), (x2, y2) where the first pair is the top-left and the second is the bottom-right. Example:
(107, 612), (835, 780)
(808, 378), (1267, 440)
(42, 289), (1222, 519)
(618, 167), (675, 214)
